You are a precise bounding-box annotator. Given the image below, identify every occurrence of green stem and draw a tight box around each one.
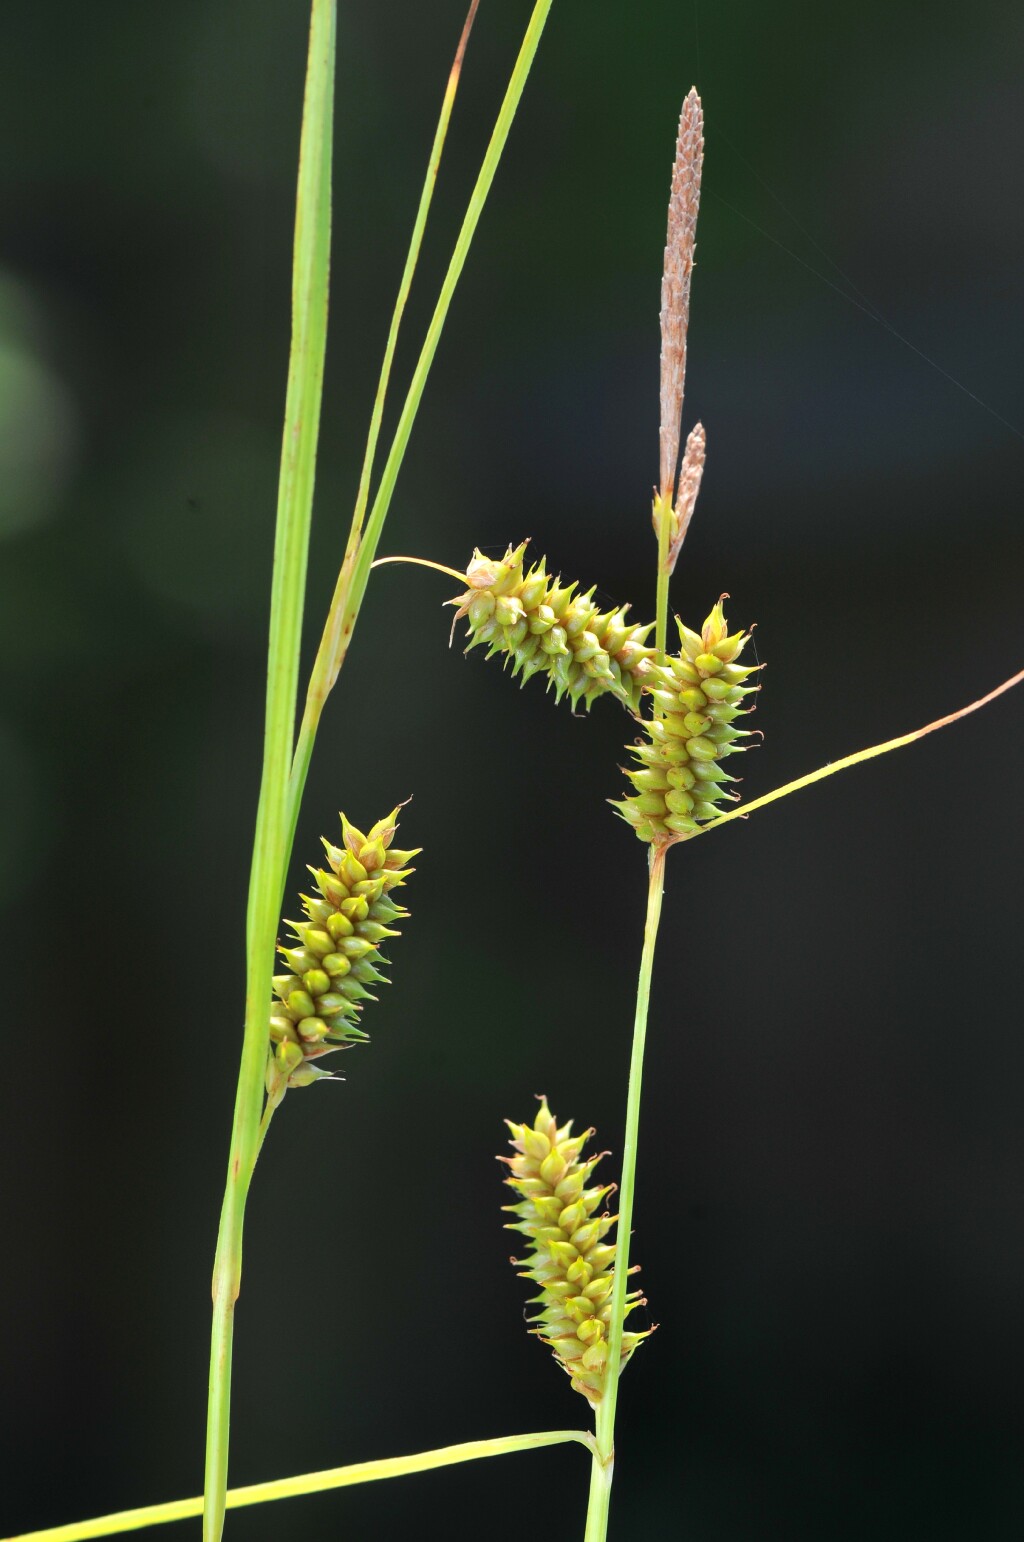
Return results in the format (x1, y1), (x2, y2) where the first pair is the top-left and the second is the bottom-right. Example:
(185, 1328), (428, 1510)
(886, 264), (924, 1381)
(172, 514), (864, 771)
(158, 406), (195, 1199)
(11, 1433), (594, 1542)
(653, 492), (672, 658)
(586, 845), (668, 1542)
(583, 1442), (615, 1542)
(203, 5), (335, 1540)
(285, 0), (556, 850)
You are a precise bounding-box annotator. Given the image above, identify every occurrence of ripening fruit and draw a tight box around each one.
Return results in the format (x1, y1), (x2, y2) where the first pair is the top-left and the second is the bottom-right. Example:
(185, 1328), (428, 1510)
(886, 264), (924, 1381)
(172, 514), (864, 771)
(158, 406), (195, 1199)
(267, 809), (418, 1093)
(500, 1097), (652, 1407)
(450, 542), (657, 713)
(614, 600), (760, 843)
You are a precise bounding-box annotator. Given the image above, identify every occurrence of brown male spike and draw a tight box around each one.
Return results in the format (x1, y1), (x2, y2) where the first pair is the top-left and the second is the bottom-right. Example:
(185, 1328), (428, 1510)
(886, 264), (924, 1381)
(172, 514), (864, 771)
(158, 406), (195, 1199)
(659, 87), (704, 508)
(666, 420), (706, 575)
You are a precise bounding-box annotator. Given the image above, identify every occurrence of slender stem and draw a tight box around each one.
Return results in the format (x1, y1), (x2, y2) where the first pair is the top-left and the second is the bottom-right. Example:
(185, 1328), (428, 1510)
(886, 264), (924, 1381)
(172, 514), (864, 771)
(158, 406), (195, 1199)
(653, 492), (673, 658)
(345, 1), (479, 559)
(371, 553), (467, 583)
(585, 846), (668, 1542)
(279, 0), (485, 872)
(345, 0), (553, 625)
(202, 6), (335, 1540)
(285, 0), (556, 852)
(11, 1433), (595, 1542)
(693, 663), (1024, 841)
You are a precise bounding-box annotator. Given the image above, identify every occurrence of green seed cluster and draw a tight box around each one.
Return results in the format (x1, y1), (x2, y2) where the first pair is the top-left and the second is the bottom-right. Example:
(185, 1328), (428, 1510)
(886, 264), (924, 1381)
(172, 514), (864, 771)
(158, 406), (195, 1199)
(450, 541), (657, 713)
(615, 600), (759, 843)
(501, 1098), (651, 1407)
(267, 810), (418, 1093)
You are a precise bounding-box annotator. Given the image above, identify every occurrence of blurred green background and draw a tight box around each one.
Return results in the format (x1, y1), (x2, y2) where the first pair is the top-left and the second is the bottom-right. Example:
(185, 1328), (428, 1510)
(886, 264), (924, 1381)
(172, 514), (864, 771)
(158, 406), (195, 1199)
(2, 1), (1023, 1537)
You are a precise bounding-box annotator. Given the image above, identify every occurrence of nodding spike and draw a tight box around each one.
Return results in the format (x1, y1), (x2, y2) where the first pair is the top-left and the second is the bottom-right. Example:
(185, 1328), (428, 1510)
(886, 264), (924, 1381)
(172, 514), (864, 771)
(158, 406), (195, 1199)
(450, 547), (656, 717)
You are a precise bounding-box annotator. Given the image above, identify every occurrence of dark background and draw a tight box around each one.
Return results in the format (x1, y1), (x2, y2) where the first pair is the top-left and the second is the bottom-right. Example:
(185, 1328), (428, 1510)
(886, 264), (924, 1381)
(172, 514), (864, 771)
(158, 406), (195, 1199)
(2, 2), (1023, 1538)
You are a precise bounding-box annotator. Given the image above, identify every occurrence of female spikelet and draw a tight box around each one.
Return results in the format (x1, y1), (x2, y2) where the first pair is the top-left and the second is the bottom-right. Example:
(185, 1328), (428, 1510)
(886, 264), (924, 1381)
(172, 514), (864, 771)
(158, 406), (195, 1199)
(501, 1098), (651, 1406)
(450, 542), (656, 713)
(267, 809), (418, 1091)
(615, 600), (759, 843)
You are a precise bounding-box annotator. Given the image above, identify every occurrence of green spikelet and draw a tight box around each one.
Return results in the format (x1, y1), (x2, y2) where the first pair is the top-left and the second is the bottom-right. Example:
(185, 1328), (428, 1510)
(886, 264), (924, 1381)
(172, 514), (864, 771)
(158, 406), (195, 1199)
(500, 1097), (652, 1407)
(266, 809), (419, 1093)
(614, 599), (760, 843)
(449, 542), (657, 713)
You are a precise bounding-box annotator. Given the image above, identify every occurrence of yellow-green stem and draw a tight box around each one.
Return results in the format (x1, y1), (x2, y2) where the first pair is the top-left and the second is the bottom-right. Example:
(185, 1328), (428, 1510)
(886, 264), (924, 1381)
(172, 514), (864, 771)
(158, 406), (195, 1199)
(653, 491), (673, 658)
(583, 1443), (615, 1542)
(203, 5), (335, 1539)
(585, 845), (668, 1542)
(371, 553), (467, 584)
(7, 1432), (594, 1542)
(694, 664), (1024, 841)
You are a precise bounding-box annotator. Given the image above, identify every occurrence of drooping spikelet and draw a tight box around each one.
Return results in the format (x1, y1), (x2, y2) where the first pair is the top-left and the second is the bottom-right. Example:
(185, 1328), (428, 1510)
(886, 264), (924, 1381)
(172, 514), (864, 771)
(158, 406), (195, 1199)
(500, 1098), (652, 1407)
(266, 809), (419, 1094)
(449, 542), (657, 713)
(614, 600), (760, 844)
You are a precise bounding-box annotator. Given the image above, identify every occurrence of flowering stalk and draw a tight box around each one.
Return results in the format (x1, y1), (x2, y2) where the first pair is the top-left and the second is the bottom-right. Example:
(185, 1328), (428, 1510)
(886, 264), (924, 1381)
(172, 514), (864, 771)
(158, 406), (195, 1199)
(584, 847), (665, 1542)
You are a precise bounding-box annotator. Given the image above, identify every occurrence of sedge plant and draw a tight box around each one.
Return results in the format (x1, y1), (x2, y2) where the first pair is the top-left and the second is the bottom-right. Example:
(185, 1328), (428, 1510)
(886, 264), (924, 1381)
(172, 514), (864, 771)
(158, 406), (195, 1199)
(8, 20), (1023, 1542)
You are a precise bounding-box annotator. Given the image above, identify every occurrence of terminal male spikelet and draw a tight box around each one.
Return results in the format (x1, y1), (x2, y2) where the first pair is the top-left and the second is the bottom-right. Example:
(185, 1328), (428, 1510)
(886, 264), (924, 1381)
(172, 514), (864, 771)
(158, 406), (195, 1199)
(450, 542), (656, 713)
(267, 809), (419, 1093)
(615, 600), (760, 844)
(501, 1098), (651, 1407)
